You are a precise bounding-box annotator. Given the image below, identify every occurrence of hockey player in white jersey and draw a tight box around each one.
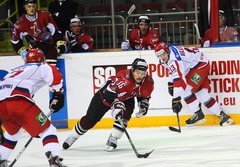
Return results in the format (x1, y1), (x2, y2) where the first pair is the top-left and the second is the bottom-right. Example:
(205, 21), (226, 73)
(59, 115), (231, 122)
(0, 48), (66, 167)
(154, 42), (234, 126)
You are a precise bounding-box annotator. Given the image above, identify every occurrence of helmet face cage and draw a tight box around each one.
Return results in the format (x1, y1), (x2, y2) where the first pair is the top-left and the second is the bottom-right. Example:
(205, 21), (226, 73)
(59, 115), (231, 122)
(131, 58), (148, 72)
(155, 42), (168, 56)
(26, 48), (45, 63)
(138, 15), (150, 25)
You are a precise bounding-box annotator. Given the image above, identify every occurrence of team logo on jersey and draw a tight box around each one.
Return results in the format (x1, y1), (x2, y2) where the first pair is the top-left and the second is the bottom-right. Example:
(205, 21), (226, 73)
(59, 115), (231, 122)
(36, 111), (47, 126)
(191, 73), (202, 85)
(151, 32), (157, 37)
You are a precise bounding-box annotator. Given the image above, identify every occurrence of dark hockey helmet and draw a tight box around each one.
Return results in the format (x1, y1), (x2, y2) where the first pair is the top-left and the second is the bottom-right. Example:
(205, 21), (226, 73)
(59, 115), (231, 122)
(26, 48), (45, 63)
(137, 15), (150, 25)
(131, 58), (148, 72)
(155, 42), (169, 56)
(23, 0), (37, 5)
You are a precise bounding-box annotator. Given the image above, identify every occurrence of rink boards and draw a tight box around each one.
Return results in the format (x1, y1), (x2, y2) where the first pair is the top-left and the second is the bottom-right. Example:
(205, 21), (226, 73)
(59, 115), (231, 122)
(0, 47), (240, 129)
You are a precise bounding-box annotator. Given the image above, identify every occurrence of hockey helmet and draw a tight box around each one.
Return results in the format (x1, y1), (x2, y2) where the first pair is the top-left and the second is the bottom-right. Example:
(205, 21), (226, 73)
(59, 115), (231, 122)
(131, 58), (148, 72)
(23, 0), (37, 5)
(219, 10), (225, 17)
(219, 10), (226, 22)
(138, 15), (150, 25)
(155, 42), (169, 57)
(26, 48), (45, 63)
(70, 17), (81, 24)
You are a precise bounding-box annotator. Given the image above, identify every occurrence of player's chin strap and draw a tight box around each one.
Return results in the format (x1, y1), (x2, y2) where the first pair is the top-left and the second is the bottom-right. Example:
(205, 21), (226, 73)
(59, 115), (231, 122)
(9, 109), (54, 167)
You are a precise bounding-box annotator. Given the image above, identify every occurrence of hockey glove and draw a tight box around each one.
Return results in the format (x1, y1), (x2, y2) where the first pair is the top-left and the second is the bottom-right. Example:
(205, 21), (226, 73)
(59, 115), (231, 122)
(25, 34), (36, 46)
(121, 41), (130, 50)
(18, 46), (28, 60)
(49, 92), (64, 113)
(56, 40), (67, 54)
(172, 97), (182, 113)
(136, 99), (149, 118)
(66, 31), (78, 48)
(168, 82), (174, 96)
(110, 101), (126, 121)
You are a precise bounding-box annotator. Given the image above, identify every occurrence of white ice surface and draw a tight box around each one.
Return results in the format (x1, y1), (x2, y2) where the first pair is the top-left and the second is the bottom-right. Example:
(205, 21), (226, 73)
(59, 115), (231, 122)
(9, 125), (240, 167)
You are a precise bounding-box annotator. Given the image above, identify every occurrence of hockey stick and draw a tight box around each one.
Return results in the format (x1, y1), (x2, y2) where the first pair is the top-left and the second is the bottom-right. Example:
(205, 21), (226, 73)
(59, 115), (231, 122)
(169, 112), (181, 133)
(9, 110), (54, 167)
(118, 118), (154, 158)
(193, 23), (203, 46)
(125, 4), (136, 41)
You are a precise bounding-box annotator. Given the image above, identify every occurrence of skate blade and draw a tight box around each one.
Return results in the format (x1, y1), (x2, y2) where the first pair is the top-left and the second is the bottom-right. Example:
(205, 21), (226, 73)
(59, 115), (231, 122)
(186, 119), (206, 127)
(221, 118), (234, 126)
(105, 146), (116, 152)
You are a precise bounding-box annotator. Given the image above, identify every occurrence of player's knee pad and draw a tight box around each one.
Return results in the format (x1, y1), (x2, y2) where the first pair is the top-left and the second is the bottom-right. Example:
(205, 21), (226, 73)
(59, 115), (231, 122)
(39, 124), (57, 139)
(4, 127), (24, 141)
(195, 88), (211, 103)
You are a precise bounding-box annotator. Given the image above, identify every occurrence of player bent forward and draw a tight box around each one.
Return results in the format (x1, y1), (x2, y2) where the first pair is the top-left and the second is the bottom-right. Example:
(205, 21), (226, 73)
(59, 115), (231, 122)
(154, 42), (234, 126)
(63, 58), (154, 151)
(0, 48), (66, 167)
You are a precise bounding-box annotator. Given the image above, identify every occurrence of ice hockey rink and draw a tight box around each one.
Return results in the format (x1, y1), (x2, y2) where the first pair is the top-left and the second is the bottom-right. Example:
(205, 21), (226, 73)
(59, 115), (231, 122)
(9, 125), (240, 167)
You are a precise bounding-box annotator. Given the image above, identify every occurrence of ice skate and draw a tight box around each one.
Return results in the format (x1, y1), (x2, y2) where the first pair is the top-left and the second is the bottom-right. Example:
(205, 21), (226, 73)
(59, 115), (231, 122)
(105, 134), (118, 152)
(62, 133), (80, 150)
(186, 110), (206, 127)
(0, 160), (8, 167)
(219, 111), (234, 126)
(45, 151), (66, 167)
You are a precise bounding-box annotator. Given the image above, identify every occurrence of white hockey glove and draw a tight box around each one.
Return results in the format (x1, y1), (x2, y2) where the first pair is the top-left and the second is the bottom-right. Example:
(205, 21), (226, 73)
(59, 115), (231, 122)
(121, 41), (130, 50)
(135, 99), (149, 118)
(110, 101), (126, 121)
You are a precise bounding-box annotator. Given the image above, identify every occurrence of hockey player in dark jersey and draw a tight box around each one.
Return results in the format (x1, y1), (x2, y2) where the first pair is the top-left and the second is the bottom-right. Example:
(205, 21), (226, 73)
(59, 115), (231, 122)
(65, 17), (94, 52)
(121, 15), (162, 50)
(10, 0), (67, 66)
(62, 58), (154, 150)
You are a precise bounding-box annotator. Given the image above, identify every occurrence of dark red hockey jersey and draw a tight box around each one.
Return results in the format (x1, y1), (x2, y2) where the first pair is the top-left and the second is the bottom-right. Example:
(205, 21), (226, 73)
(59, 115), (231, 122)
(107, 69), (154, 102)
(10, 10), (59, 46)
(129, 28), (162, 50)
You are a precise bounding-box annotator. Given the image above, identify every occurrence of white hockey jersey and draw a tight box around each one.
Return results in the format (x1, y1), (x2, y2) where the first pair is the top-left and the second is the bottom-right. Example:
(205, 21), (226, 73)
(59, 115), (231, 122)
(160, 45), (209, 98)
(0, 63), (63, 103)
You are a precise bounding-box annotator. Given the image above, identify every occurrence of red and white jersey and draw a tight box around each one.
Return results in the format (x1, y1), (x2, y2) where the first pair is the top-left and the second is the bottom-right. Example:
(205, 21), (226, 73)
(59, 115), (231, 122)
(105, 69), (154, 103)
(203, 26), (239, 47)
(160, 46), (209, 97)
(0, 63), (63, 103)
(129, 28), (162, 50)
(77, 33), (94, 51)
(10, 10), (59, 46)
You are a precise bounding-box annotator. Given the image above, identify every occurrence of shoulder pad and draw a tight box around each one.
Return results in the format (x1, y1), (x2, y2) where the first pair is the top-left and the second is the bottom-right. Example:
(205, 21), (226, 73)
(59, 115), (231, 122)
(170, 46), (182, 61)
(15, 17), (24, 24)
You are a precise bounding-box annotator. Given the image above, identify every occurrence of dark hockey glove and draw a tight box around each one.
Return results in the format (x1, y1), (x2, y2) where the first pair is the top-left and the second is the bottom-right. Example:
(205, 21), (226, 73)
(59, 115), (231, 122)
(56, 40), (67, 54)
(136, 99), (149, 118)
(49, 92), (64, 113)
(168, 82), (174, 96)
(172, 97), (182, 113)
(25, 34), (36, 46)
(110, 101), (126, 121)
(66, 31), (78, 48)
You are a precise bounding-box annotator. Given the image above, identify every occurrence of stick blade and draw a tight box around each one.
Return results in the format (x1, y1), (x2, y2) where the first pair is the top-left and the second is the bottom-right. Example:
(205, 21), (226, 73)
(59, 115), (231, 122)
(128, 4), (136, 15)
(169, 126), (181, 133)
(137, 149), (154, 158)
